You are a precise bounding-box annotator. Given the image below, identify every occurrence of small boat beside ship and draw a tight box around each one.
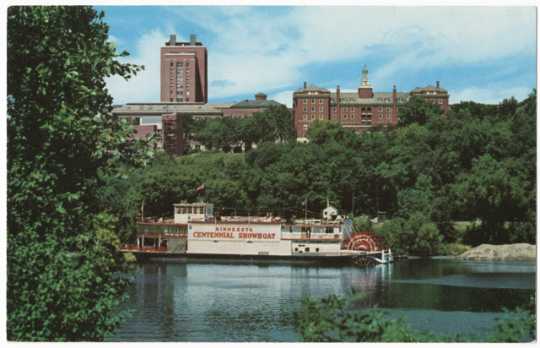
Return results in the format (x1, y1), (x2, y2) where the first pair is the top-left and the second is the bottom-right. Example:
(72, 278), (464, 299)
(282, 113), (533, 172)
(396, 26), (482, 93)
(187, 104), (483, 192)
(120, 201), (393, 265)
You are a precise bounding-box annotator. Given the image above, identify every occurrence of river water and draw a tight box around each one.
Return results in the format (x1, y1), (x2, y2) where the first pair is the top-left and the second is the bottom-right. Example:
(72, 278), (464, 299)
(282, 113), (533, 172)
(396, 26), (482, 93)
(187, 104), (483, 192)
(107, 258), (535, 342)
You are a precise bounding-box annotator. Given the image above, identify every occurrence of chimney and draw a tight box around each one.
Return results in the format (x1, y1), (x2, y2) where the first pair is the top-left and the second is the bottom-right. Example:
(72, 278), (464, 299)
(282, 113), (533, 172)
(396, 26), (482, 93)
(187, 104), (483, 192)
(255, 93), (267, 101)
(436, 81), (440, 88)
(169, 34), (177, 45)
(392, 84), (398, 123)
(336, 85), (341, 122)
(190, 34), (197, 45)
(303, 81), (307, 89)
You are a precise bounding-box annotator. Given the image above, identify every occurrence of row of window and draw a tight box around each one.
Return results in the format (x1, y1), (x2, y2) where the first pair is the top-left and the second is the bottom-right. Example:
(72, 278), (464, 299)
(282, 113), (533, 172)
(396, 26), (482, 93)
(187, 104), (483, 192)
(301, 113), (393, 122)
(302, 99), (325, 105)
(169, 61), (190, 67)
(176, 206), (206, 215)
(303, 106), (325, 112)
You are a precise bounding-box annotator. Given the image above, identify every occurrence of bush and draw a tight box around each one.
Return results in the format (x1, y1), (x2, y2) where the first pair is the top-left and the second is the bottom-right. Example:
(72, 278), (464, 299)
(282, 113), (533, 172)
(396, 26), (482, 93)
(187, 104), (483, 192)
(296, 293), (536, 342)
(353, 215), (373, 232)
(376, 218), (408, 255)
(375, 214), (442, 256)
(295, 294), (440, 342)
(490, 295), (536, 342)
(408, 214), (443, 256)
(437, 243), (471, 256)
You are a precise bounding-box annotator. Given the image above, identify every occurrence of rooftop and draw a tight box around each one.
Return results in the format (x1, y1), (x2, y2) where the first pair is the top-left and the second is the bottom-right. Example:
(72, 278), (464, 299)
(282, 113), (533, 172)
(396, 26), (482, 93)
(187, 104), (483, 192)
(411, 85), (449, 94)
(112, 103), (231, 116)
(295, 82), (330, 93)
(230, 99), (282, 109)
(332, 92), (410, 105)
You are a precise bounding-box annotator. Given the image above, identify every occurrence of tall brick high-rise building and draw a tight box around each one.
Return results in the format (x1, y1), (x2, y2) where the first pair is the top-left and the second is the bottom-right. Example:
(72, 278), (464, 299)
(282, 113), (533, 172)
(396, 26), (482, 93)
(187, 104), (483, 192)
(161, 34), (208, 103)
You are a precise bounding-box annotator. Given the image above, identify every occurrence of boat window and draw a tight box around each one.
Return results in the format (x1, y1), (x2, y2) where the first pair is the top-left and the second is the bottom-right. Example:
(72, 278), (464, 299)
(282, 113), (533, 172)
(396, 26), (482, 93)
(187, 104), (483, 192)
(305, 247), (310, 252)
(316, 248), (319, 252)
(294, 247), (298, 251)
(326, 227), (333, 234)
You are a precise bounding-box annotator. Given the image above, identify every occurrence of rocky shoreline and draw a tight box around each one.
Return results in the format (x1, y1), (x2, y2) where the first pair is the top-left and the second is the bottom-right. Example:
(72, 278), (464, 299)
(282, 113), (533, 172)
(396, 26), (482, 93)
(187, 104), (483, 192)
(459, 243), (536, 261)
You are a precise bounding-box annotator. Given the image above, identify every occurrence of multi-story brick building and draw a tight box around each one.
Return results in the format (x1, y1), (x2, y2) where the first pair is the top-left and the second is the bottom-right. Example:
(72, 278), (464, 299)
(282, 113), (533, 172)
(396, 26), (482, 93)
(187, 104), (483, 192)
(410, 81), (450, 111)
(161, 34), (208, 103)
(292, 65), (449, 138)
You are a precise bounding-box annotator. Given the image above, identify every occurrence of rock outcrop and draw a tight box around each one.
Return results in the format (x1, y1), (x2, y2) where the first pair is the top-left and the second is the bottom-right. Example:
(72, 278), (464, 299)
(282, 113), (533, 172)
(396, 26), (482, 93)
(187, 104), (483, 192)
(459, 243), (536, 261)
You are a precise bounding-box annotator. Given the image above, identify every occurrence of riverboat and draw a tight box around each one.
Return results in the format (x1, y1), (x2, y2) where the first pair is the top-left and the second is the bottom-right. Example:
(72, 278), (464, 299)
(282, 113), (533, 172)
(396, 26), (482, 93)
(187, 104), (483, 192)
(120, 202), (392, 264)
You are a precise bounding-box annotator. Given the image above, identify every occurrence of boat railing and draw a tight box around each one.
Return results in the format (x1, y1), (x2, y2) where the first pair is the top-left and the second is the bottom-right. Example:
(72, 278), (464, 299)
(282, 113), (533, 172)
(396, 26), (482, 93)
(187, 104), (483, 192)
(281, 232), (341, 240)
(120, 244), (168, 253)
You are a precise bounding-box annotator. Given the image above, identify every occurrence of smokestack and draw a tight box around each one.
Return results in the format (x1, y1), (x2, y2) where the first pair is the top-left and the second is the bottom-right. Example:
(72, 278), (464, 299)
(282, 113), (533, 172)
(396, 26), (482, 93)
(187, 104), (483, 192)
(169, 34), (176, 45)
(190, 34), (197, 45)
(436, 81), (440, 88)
(255, 93), (267, 101)
(303, 81), (307, 89)
(392, 84), (398, 122)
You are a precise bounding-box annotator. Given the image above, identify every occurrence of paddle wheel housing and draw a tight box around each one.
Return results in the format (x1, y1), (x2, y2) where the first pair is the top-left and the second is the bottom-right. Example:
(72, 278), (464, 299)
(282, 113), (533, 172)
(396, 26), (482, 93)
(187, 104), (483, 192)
(343, 231), (385, 251)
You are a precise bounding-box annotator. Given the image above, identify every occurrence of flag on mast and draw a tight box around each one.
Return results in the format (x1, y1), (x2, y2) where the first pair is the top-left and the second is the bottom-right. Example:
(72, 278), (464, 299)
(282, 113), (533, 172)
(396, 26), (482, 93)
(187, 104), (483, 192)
(196, 184), (205, 193)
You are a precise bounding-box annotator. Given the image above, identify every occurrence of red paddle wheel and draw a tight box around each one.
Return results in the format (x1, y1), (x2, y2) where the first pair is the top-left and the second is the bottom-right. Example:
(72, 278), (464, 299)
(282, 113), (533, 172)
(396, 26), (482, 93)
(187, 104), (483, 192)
(343, 231), (384, 252)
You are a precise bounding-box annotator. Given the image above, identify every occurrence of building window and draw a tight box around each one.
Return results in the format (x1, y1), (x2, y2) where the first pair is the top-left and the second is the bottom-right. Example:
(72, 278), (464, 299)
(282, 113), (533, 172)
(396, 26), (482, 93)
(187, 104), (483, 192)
(319, 99), (323, 104)
(303, 99), (307, 104)
(311, 106), (315, 112)
(319, 106), (323, 112)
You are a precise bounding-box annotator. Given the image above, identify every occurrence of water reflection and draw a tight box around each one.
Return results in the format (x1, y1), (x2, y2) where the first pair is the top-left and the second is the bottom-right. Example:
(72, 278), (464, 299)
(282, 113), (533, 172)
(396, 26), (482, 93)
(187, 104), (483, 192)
(108, 259), (535, 342)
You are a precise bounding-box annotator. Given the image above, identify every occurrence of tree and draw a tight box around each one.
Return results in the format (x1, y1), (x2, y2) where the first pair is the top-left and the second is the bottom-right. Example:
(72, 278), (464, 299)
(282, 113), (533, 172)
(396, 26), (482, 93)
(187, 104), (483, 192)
(452, 155), (530, 244)
(398, 96), (443, 126)
(8, 6), (144, 340)
(191, 105), (295, 152)
(254, 104), (296, 143)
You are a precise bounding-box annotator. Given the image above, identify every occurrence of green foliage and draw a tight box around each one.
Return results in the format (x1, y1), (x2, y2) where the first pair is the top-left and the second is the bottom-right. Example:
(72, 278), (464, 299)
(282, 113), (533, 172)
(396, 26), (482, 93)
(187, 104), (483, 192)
(490, 295), (536, 342)
(453, 154), (530, 244)
(437, 242), (471, 256)
(295, 294), (446, 342)
(191, 105), (295, 151)
(352, 215), (372, 232)
(295, 293), (535, 342)
(8, 6), (146, 340)
(397, 96), (444, 126)
(376, 214), (442, 256)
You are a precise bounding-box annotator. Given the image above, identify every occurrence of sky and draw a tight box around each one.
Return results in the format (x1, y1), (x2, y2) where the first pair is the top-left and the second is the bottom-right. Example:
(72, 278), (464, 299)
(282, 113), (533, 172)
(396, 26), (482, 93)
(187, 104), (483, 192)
(99, 6), (537, 107)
